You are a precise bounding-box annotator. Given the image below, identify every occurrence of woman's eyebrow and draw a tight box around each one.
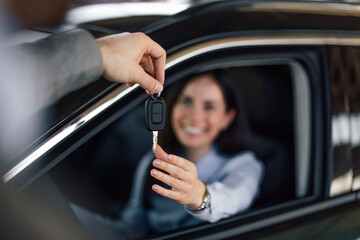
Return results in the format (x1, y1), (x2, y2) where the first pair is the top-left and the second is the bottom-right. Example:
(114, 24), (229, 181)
(177, 95), (192, 103)
(204, 98), (220, 105)
(180, 94), (193, 100)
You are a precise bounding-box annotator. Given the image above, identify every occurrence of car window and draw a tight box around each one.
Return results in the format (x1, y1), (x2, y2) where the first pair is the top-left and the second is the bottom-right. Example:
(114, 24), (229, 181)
(328, 45), (360, 196)
(347, 47), (360, 192)
(2, 30), (320, 239)
(66, 1), (190, 32)
(47, 43), (316, 238)
(49, 78), (116, 129)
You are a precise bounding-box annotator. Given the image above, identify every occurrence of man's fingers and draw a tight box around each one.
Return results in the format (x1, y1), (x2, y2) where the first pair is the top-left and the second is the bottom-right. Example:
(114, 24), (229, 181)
(144, 38), (166, 85)
(140, 55), (154, 78)
(135, 66), (163, 93)
(97, 31), (165, 94)
(152, 54), (166, 85)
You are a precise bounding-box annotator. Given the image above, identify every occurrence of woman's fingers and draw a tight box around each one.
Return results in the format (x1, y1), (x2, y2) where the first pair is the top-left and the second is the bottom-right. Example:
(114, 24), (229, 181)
(154, 144), (167, 161)
(166, 154), (196, 173)
(154, 145), (186, 180)
(155, 145), (195, 172)
(151, 175), (205, 207)
(152, 158), (186, 180)
(151, 145), (203, 206)
(150, 169), (183, 190)
(152, 184), (179, 201)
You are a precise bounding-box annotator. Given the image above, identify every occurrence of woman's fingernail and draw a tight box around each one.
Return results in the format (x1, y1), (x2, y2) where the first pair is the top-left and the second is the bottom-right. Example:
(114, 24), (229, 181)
(151, 169), (159, 176)
(153, 81), (163, 93)
(153, 160), (161, 167)
(152, 185), (159, 191)
(168, 155), (174, 161)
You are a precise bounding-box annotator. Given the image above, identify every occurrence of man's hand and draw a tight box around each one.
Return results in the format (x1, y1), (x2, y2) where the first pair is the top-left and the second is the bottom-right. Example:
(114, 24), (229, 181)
(150, 145), (206, 209)
(96, 32), (166, 94)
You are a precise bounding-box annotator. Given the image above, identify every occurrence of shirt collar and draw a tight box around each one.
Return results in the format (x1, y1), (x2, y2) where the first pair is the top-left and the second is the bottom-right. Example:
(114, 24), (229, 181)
(195, 145), (226, 182)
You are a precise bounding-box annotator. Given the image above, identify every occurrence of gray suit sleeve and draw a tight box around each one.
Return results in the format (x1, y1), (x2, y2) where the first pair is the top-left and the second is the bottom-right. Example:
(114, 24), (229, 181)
(0, 28), (103, 160)
(7, 28), (103, 112)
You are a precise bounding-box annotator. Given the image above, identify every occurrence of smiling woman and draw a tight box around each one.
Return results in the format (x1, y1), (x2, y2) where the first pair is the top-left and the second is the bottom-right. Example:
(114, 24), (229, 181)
(151, 70), (264, 224)
(67, 70), (264, 239)
(170, 74), (236, 158)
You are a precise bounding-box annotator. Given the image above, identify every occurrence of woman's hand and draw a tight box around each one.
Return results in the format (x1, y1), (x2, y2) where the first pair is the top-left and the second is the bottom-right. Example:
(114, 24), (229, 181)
(150, 145), (206, 209)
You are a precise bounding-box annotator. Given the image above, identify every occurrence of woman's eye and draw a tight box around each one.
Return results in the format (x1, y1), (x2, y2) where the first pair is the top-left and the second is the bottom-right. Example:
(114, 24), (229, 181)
(205, 104), (215, 110)
(181, 97), (192, 106)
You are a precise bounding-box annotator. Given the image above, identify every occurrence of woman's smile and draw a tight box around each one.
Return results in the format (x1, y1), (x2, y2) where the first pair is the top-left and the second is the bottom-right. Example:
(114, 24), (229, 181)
(183, 124), (205, 135)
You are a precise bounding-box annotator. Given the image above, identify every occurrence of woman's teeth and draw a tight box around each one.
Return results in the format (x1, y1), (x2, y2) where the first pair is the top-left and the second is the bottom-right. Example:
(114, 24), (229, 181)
(183, 125), (204, 134)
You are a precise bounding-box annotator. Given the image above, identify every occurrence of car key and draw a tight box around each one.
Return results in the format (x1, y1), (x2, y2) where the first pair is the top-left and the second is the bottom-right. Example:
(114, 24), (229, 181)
(145, 93), (166, 154)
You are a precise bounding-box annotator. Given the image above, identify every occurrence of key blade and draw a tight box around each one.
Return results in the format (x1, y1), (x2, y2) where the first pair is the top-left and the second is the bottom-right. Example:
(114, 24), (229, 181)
(152, 131), (158, 154)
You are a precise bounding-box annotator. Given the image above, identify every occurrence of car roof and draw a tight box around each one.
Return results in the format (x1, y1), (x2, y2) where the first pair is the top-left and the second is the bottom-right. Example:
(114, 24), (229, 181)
(65, 0), (360, 26)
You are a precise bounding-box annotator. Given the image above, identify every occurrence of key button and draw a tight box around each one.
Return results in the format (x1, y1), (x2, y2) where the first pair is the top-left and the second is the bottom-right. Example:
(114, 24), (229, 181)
(152, 102), (163, 124)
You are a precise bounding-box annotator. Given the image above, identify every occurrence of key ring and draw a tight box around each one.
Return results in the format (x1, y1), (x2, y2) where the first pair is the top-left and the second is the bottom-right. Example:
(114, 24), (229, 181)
(151, 92), (160, 100)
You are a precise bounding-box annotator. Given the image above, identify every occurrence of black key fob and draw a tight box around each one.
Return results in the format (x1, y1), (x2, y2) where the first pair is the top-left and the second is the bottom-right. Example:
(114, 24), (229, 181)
(145, 95), (166, 131)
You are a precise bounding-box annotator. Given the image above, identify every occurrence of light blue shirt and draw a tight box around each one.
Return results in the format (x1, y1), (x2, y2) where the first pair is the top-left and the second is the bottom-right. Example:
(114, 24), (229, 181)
(71, 147), (264, 239)
(148, 146), (264, 232)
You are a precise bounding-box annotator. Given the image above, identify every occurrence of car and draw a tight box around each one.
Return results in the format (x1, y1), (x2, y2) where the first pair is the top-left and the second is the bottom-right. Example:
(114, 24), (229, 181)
(2, 0), (360, 239)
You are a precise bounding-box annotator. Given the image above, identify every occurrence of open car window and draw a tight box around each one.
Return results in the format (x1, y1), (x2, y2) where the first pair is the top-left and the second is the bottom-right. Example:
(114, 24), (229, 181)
(45, 41), (316, 238)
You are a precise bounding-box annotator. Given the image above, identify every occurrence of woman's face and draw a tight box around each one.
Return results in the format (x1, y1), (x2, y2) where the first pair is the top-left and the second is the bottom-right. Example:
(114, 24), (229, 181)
(171, 74), (235, 153)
